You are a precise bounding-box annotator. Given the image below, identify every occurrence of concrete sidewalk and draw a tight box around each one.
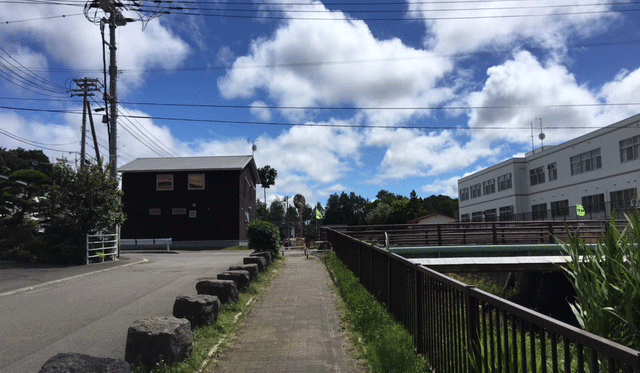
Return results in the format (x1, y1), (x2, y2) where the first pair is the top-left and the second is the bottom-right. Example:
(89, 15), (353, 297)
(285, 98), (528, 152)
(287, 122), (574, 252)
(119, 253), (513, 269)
(211, 254), (362, 372)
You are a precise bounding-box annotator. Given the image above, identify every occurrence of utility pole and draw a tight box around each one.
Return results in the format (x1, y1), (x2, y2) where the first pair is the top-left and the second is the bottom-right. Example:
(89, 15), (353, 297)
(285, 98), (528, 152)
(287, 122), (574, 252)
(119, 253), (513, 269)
(84, 0), (133, 178)
(108, 11), (118, 178)
(71, 77), (101, 169)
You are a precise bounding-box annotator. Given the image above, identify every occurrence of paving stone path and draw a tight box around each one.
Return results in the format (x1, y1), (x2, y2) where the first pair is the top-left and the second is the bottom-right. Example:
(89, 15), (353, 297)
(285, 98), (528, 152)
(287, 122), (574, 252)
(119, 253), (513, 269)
(211, 254), (362, 372)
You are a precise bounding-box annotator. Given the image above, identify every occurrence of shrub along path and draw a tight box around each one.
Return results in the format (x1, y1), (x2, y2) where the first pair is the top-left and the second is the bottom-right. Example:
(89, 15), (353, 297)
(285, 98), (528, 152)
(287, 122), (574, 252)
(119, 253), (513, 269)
(210, 253), (361, 372)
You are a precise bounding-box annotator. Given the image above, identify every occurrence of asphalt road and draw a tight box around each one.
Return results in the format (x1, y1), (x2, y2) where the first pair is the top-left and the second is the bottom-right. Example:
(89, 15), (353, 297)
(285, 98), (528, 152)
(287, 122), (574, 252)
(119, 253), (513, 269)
(0, 250), (250, 373)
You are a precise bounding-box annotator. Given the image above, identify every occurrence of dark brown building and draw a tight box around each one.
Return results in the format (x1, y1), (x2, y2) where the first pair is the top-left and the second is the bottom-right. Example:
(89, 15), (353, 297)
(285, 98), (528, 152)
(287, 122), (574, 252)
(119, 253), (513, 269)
(118, 156), (259, 248)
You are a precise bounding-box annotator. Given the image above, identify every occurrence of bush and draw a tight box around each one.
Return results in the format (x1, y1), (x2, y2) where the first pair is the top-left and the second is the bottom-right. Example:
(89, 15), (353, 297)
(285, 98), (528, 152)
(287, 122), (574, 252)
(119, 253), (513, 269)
(246, 220), (281, 255)
(561, 213), (640, 350)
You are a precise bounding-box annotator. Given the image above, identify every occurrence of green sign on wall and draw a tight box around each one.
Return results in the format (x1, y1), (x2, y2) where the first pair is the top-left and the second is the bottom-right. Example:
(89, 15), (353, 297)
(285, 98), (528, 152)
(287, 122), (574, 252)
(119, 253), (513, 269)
(576, 204), (585, 217)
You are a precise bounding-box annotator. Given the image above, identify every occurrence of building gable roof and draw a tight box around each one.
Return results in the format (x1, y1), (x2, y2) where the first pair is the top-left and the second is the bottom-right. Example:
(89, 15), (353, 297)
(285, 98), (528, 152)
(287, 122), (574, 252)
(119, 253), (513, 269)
(118, 156), (257, 175)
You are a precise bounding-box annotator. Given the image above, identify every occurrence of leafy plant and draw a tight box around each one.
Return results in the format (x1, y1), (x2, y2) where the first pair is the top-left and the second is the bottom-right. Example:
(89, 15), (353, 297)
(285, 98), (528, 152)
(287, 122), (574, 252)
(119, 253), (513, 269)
(560, 213), (640, 350)
(246, 220), (281, 255)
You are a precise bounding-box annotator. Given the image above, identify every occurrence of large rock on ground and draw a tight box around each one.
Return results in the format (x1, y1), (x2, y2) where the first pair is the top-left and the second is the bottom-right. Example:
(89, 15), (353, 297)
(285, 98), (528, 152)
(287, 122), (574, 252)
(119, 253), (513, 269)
(196, 279), (239, 303)
(39, 353), (131, 373)
(250, 251), (272, 266)
(243, 256), (266, 272)
(124, 316), (193, 367)
(229, 264), (259, 281)
(172, 294), (221, 329)
(217, 270), (251, 290)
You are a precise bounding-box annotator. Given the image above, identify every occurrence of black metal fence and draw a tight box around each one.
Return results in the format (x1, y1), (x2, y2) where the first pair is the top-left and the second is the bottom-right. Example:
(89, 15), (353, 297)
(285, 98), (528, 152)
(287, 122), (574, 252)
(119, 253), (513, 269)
(325, 227), (640, 373)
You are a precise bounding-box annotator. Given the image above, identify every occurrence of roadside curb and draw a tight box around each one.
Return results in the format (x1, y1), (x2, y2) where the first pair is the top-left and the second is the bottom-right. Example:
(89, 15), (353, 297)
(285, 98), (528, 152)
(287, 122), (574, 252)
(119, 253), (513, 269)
(0, 258), (149, 298)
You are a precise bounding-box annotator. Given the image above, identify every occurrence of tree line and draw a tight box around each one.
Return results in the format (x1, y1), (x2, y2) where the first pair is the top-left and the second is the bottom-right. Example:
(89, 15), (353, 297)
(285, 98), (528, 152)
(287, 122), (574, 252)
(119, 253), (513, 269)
(257, 189), (458, 227)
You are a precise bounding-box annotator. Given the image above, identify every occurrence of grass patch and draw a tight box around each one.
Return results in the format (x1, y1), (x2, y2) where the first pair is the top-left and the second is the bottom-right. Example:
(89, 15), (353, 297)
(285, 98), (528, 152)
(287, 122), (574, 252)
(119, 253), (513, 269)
(133, 255), (284, 373)
(324, 252), (428, 373)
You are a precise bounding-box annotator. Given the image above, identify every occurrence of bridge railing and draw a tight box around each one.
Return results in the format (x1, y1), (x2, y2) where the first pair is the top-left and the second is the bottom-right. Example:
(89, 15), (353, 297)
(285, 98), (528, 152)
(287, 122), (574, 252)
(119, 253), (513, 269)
(325, 227), (640, 373)
(331, 220), (610, 248)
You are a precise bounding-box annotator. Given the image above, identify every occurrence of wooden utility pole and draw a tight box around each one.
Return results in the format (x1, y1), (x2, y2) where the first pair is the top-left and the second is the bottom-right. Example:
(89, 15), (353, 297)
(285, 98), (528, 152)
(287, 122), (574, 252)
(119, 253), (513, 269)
(71, 77), (101, 169)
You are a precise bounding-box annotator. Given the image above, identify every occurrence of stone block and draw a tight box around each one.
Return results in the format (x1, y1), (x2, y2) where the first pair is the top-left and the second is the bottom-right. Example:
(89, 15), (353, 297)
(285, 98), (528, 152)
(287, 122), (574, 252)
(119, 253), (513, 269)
(195, 279), (239, 303)
(39, 353), (131, 373)
(243, 256), (266, 272)
(172, 294), (221, 328)
(229, 264), (259, 281)
(217, 270), (251, 290)
(250, 251), (272, 266)
(124, 316), (193, 367)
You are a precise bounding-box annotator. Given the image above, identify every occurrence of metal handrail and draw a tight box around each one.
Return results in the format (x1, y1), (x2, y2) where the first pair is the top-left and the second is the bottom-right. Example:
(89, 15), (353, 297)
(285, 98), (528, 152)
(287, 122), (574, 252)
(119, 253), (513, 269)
(325, 227), (640, 373)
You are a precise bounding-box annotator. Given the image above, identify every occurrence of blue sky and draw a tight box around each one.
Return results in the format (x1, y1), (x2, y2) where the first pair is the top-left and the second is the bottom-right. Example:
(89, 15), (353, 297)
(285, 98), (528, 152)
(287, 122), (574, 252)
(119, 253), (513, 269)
(2, 1), (640, 207)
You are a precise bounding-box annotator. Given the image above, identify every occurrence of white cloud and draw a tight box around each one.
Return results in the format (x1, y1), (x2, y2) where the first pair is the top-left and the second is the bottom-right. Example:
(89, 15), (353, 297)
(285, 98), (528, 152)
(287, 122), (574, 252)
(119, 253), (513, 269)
(250, 101), (272, 121)
(421, 175), (461, 198)
(0, 4), (190, 90)
(364, 127), (497, 182)
(466, 50), (602, 146)
(408, 0), (616, 54)
(218, 4), (454, 125)
(599, 67), (640, 120)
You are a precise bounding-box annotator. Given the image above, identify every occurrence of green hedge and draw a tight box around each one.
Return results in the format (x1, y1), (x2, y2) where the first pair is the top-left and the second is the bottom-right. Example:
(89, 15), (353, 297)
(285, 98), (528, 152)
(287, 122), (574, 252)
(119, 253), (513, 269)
(246, 220), (281, 255)
(325, 252), (427, 373)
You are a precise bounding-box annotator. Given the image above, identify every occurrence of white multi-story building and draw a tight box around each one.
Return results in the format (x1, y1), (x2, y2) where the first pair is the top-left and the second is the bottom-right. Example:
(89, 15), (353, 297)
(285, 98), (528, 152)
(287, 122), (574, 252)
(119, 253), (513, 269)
(458, 113), (640, 222)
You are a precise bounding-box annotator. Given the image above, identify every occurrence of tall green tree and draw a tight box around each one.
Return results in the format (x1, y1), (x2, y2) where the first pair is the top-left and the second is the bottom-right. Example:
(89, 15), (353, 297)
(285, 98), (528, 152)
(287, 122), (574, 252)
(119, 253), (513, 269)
(323, 192), (368, 226)
(0, 148), (52, 176)
(41, 162), (125, 264)
(267, 198), (285, 224)
(257, 165), (277, 202)
(0, 169), (51, 261)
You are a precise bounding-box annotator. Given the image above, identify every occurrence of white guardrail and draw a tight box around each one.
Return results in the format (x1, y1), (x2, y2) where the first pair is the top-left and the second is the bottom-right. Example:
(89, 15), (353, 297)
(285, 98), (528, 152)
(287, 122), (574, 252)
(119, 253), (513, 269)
(86, 232), (118, 264)
(119, 238), (172, 251)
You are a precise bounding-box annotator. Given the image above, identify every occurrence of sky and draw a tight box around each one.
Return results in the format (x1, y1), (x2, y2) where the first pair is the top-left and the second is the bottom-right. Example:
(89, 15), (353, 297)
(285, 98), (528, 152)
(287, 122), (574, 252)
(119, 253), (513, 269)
(2, 0), (640, 207)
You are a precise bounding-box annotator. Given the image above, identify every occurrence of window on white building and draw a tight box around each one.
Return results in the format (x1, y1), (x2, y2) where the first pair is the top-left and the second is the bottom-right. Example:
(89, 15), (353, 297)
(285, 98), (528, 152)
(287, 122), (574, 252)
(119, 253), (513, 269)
(620, 135), (640, 163)
(531, 203), (547, 220)
(530, 167), (545, 186)
(460, 213), (470, 222)
(547, 162), (557, 181)
(550, 200), (569, 218)
(483, 208), (497, 221)
(499, 205), (514, 221)
(471, 211), (483, 222)
(610, 188), (637, 211)
(497, 173), (512, 191)
(582, 194), (605, 214)
(459, 187), (469, 201)
(470, 183), (482, 199)
(571, 148), (602, 175)
(482, 179), (496, 195)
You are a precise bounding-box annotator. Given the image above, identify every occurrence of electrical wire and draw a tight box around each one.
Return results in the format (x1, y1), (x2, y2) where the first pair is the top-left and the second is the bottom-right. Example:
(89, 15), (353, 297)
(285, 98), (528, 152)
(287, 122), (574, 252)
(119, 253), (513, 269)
(0, 127), (77, 153)
(4, 105), (630, 130)
(118, 105), (180, 156)
(4, 96), (640, 112)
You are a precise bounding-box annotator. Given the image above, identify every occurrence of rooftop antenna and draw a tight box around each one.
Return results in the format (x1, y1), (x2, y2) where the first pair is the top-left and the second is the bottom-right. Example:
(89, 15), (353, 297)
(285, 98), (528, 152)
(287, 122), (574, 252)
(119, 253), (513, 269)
(538, 118), (545, 152)
(531, 122), (535, 154)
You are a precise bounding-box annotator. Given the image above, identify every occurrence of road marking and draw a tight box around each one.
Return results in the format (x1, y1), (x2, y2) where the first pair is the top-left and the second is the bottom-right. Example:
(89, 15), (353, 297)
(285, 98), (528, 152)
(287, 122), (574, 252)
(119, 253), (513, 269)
(0, 258), (149, 298)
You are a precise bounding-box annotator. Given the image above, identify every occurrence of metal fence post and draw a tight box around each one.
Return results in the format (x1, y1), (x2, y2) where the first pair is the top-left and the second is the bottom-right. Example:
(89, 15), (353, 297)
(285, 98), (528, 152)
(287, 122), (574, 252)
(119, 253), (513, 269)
(466, 286), (481, 373)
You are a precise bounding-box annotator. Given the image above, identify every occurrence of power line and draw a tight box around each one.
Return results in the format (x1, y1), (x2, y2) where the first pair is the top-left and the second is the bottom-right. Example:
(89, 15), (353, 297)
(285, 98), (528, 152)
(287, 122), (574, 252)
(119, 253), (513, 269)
(130, 1), (640, 15)
(4, 97), (640, 112)
(131, 5), (640, 21)
(4, 99), (640, 113)
(117, 105), (180, 156)
(0, 13), (83, 25)
(0, 128), (77, 153)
